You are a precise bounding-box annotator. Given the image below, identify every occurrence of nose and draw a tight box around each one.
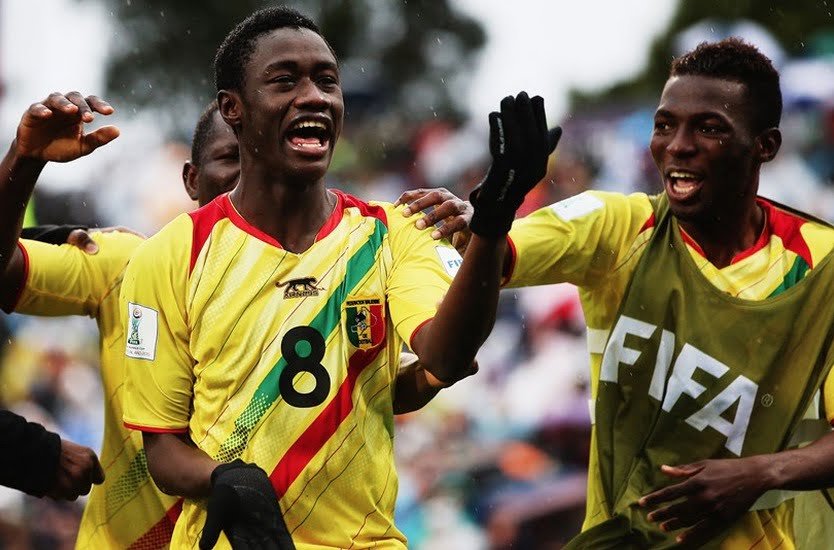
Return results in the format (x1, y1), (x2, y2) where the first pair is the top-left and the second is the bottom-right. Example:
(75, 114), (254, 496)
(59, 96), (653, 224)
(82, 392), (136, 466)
(294, 78), (330, 110)
(666, 126), (696, 157)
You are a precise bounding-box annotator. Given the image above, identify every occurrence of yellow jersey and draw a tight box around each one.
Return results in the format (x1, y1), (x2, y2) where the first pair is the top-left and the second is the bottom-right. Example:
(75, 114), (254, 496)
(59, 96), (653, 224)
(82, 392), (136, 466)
(8, 232), (180, 549)
(506, 190), (834, 549)
(121, 191), (459, 549)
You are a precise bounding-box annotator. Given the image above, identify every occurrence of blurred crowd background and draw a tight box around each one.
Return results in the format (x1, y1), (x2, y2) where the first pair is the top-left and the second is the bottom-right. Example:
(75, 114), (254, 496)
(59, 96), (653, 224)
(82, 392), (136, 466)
(3, 0), (834, 548)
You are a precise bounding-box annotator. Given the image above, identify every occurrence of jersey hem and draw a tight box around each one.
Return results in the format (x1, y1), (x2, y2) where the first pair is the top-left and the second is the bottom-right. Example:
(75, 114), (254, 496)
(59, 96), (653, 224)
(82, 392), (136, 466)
(123, 421), (188, 434)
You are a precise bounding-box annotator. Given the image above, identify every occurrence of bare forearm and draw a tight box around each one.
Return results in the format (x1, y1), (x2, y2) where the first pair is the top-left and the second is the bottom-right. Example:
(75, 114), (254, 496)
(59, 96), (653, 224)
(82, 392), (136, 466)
(762, 430), (834, 492)
(143, 432), (219, 498)
(417, 235), (506, 383)
(0, 142), (45, 272)
(393, 363), (442, 415)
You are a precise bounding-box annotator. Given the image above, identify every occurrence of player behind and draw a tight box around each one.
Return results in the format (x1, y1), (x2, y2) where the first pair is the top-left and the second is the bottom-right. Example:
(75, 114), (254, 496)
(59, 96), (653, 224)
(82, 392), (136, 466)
(0, 93), (243, 547)
(120, 5), (559, 549)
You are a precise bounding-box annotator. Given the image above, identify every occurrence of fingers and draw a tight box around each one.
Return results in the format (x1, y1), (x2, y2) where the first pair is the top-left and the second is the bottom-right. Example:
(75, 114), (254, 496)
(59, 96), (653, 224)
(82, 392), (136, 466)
(547, 126), (563, 154)
(499, 96), (521, 159)
(660, 463), (702, 478)
(514, 92), (539, 156)
(488, 111), (504, 160)
(639, 478), (695, 507)
(532, 95), (548, 152)
(200, 484), (237, 550)
(646, 499), (703, 529)
(43, 92), (79, 116)
(400, 188), (457, 217)
(81, 125), (121, 155)
(91, 454), (105, 485)
(67, 229), (99, 254)
(413, 195), (469, 229)
(85, 95), (114, 116)
(676, 518), (717, 546)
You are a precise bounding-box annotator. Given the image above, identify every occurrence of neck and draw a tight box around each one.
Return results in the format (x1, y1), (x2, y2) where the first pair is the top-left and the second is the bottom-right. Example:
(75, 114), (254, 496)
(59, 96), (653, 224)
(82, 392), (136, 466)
(679, 197), (763, 269)
(230, 157), (335, 253)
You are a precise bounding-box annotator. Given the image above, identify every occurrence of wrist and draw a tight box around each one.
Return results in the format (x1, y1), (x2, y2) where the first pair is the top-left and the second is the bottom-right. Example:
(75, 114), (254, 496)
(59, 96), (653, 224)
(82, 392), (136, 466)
(7, 140), (46, 170)
(755, 453), (784, 492)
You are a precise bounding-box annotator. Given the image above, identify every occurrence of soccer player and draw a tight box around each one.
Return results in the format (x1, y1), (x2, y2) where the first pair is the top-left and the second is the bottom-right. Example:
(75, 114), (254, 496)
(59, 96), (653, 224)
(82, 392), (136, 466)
(404, 38), (834, 548)
(120, 6), (557, 549)
(0, 93), (248, 547)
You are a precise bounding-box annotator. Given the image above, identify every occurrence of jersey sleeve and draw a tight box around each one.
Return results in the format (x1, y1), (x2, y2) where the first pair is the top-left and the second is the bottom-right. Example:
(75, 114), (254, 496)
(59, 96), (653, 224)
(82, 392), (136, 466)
(384, 203), (458, 347)
(506, 191), (654, 289)
(121, 215), (194, 433)
(10, 232), (142, 317)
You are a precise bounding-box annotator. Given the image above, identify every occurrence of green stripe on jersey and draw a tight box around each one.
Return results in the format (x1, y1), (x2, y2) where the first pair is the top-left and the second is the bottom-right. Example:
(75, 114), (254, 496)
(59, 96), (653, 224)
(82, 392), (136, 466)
(215, 219), (387, 462)
(768, 255), (811, 298)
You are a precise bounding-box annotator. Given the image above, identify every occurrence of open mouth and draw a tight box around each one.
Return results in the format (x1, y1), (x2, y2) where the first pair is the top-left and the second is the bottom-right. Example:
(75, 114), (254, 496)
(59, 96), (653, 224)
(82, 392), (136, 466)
(285, 119), (331, 156)
(665, 170), (703, 202)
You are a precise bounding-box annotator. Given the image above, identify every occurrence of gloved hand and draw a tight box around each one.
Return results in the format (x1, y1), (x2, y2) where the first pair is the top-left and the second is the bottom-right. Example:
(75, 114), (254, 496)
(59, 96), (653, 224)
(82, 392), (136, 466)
(469, 92), (562, 238)
(199, 459), (295, 550)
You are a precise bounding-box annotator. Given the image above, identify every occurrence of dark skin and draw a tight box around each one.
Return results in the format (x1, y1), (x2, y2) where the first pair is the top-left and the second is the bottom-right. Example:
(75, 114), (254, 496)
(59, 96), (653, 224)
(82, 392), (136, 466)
(649, 75), (780, 268)
(0, 91), (117, 499)
(147, 28), (503, 499)
(401, 76), (829, 546)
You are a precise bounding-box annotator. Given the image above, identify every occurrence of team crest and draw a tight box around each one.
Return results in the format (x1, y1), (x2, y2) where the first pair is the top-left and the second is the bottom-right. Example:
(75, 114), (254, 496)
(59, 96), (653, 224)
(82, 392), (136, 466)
(276, 276), (325, 298)
(346, 298), (385, 349)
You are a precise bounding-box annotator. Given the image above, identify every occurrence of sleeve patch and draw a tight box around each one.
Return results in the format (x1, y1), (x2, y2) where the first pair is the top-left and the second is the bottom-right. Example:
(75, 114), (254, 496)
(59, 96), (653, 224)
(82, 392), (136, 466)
(435, 246), (463, 277)
(550, 192), (604, 221)
(125, 302), (158, 361)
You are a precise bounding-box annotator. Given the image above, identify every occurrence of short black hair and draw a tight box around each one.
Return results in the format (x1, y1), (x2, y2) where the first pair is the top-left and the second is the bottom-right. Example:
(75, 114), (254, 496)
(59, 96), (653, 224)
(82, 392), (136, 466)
(670, 37), (781, 131)
(214, 6), (328, 93)
(191, 100), (221, 165)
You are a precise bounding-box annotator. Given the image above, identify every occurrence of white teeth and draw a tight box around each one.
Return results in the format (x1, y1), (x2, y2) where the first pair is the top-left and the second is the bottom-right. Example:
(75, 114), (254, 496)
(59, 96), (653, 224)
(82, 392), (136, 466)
(669, 171), (699, 179)
(292, 120), (327, 131)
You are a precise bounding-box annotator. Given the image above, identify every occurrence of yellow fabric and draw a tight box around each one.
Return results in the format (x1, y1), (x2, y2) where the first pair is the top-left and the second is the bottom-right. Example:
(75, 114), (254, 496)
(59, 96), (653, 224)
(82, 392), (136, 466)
(121, 193), (456, 549)
(16, 232), (179, 550)
(507, 190), (834, 549)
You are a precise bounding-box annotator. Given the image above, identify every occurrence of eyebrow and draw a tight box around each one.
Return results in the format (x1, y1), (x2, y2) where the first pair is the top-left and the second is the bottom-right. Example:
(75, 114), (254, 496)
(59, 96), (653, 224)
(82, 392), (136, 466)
(654, 108), (729, 120)
(262, 60), (339, 74)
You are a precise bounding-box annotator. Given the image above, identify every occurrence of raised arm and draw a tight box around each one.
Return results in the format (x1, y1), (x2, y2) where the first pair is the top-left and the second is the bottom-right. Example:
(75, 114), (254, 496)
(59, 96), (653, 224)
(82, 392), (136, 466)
(0, 92), (118, 302)
(411, 92), (561, 385)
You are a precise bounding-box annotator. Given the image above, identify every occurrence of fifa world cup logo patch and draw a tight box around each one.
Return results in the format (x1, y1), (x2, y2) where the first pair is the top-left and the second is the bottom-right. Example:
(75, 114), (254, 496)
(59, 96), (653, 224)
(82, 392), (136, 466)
(346, 298), (385, 349)
(128, 307), (142, 346)
(276, 276), (325, 298)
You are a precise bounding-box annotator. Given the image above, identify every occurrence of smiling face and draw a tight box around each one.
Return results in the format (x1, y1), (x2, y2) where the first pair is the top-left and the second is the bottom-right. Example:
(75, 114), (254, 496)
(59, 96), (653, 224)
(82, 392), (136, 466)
(650, 75), (773, 226)
(220, 27), (343, 184)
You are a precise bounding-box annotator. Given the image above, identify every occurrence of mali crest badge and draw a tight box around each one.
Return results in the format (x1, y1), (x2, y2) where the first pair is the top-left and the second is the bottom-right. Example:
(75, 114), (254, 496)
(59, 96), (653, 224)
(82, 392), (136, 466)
(346, 297), (385, 349)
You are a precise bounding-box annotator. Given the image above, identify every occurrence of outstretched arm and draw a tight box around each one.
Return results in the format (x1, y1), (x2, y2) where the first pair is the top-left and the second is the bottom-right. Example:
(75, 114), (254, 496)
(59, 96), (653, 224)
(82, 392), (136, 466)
(410, 93), (561, 385)
(0, 92), (118, 304)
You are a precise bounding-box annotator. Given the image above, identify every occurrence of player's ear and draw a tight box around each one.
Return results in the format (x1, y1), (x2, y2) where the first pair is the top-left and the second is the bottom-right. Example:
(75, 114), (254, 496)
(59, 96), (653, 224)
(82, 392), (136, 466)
(756, 127), (781, 164)
(218, 90), (242, 133)
(182, 161), (199, 201)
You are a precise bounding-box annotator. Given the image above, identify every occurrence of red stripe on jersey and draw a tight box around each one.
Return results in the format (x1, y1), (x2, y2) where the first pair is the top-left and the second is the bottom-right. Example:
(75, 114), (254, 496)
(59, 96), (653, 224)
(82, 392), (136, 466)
(336, 189), (388, 227)
(188, 195), (229, 274)
(123, 422), (188, 434)
(315, 191), (345, 241)
(270, 344), (384, 497)
(639, 213), (656, 234)
(762, 198), (814, 267)
(409, 317), (433, 353)
(128, 499), (182, 550)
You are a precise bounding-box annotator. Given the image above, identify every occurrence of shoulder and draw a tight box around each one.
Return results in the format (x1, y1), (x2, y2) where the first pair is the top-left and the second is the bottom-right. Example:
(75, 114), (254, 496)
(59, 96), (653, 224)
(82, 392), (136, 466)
(128, 214), (193, 271)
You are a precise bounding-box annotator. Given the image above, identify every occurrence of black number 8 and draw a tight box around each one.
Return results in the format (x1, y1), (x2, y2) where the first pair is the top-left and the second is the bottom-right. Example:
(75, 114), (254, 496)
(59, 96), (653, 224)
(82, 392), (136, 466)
(279, 326), (330, 408)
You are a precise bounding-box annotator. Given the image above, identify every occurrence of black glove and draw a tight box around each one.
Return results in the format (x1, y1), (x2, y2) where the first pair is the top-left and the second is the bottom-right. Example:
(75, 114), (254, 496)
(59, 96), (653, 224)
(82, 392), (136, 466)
(21, 224), (87, 245)
(199, 460), (295, 550)
(469, 92), (562, 238)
